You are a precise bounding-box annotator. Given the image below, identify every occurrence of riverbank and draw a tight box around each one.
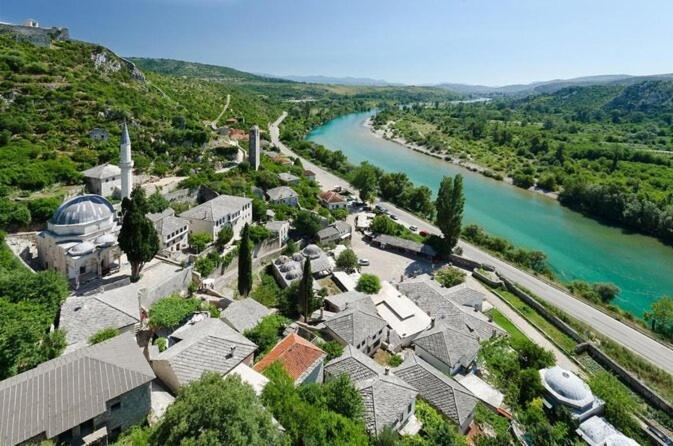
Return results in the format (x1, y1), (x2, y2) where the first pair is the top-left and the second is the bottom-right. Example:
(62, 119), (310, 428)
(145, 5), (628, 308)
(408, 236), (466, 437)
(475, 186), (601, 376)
(363, 116), (560, 200)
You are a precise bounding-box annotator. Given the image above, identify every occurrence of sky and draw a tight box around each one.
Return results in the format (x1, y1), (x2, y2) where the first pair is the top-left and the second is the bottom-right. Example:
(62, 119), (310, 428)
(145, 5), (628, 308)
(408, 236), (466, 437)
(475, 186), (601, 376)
(2, 0), (673, 85)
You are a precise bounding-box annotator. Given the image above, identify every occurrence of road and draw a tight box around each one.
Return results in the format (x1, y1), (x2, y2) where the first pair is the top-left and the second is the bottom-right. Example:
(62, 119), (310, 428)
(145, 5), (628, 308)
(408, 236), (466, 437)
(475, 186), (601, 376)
(270, 112), (673, 375)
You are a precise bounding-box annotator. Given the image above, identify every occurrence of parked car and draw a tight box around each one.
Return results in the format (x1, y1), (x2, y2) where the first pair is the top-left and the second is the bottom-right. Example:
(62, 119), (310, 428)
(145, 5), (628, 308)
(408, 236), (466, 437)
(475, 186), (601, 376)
(358, 258), (370, 266)
(390, 214), (399, 221)
(409, 225), (418, 232)
(419, 230), (429, 237)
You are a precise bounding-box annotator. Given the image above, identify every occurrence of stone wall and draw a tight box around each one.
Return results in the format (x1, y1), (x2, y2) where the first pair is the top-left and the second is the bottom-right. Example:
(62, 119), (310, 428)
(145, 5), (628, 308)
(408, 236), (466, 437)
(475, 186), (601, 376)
(0, 23), (69, 47)
(138, 266), (192, 308)
(575, 342), (673, 415)
(449, 254), (482, 271)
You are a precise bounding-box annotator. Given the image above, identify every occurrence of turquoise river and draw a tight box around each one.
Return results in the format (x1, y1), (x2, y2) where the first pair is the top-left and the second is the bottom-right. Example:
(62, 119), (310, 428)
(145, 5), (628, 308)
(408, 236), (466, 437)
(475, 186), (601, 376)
(307, 111), (673, 317)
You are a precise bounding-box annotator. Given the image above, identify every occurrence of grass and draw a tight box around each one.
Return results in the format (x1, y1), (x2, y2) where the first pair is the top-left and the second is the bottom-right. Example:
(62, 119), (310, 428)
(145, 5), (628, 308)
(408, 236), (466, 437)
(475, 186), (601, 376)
(495, 289), (578, 353)
(486, 308), (528, 344)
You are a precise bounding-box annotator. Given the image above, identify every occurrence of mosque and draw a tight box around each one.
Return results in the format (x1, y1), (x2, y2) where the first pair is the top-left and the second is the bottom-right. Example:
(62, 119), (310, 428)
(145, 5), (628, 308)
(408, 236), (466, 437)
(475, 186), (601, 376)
(36, 123), (134, 287)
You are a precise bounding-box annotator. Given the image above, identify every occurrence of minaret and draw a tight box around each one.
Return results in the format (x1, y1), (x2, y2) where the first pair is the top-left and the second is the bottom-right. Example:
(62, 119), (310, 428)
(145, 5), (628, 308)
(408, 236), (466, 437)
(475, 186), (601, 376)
(248, 125), (260, 171)
(120, 122), (133, 200)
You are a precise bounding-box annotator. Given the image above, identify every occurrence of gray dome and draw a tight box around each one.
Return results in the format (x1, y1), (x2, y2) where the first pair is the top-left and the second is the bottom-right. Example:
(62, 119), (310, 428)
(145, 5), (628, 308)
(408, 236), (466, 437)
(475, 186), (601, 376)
(95, 233), (116, 247)
(279, 263), (296, 273)
(544, 366), (589, 401)
(51, 195), (115, 226)
(302, 244), (322, 259)
(605, 435), (639, 446)
(69, 241), (96, 256)
(291, 253), (304, 262)
(275, 255), (290, 265)
(285, 270), (301, 280)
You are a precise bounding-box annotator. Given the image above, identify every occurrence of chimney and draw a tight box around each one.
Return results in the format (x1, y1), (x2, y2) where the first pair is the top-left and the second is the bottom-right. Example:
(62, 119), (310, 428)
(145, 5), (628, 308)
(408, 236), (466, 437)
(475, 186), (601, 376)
(228, 345), (236, 358)
(384, 367), (390, 376)
(430, 317), (435, 329)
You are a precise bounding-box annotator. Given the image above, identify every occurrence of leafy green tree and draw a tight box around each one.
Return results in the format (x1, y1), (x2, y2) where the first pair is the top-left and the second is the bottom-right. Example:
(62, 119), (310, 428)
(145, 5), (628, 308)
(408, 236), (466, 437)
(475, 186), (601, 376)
(189, 232), (212, 254)
(244, 314), (290, 355)
(512, 338), (555, 370)
(294, 210), (322, 237)
(146, 190), (169, 214)
(238, 223), (253, 296)
(593, 282), (620, 303)
(356, 273), (381, 294)
(370, 214), (398, 235)
(252, 197), (268, 222)
(645, 295), (673, 337)
(434, 266), (466, 288)
(435, 175), (464, 256)
(251, 273), (282, 307)
(352, 161), (381, 203)
(589, 372), (641, 440)
(248, 224), (271, 244)
(282, 239), (298, 255)
(150, 372), (286, 446)
(149, 296), (199, 330)
(323, 374), (364, 421)
(216, 225), (234, 250)
(336, 248), (358, 271)
(517, 368), (544, 405)
(88, 327), (120, 345)
(330, 207), (348, 221)
(318, 340), (344, 361)
(118, 187), (160, 281)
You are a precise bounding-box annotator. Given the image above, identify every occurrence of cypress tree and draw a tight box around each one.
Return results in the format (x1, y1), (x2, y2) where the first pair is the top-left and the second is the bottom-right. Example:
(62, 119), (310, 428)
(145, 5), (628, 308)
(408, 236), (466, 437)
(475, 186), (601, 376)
(298, 258), (314, 322)
(238, 223), (253, 296)
(118, 187), (160, 282)
(435, 174), (465, 256)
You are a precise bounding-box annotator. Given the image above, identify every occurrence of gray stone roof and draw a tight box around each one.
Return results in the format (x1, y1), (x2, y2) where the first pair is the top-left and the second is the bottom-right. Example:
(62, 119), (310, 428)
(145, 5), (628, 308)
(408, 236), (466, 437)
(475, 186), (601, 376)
(266, 186), (298, 201)
(59, 292), (140, 350)
(50, 194), (115, 226)
(148, 209), (189, 238)
(356, 375), (418, 434)
(220, 298), (273, 333)
(323, 304), (387, 347)
(0, 332), (154, 446)
(278, 172), (299, 183)
(413, 323), (480, 370)
(373, 234), (437, 257)
(82, 163), (121, 179)
(264, 220), (289, 233)
(435, 304), (505, 341)
(325, 346), (417, 434)
(395, 353), (478, 429)
(325, 345), (384, 382)
(155, 318), (257, 388)
(316, 221), (352, 240)
(325, 291), (369, 312)
(179, 194), (251, 222)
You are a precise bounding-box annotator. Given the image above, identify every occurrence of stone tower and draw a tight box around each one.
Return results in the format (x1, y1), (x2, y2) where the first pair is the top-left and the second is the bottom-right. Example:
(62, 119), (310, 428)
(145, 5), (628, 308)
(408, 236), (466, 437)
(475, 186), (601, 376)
(249, 125), (260, 171)
(120, 122), (133, 200)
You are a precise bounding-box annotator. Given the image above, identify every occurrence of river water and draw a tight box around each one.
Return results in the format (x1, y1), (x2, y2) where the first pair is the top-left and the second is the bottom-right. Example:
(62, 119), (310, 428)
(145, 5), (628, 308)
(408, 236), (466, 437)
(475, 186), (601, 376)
(307, 111), (673, 317)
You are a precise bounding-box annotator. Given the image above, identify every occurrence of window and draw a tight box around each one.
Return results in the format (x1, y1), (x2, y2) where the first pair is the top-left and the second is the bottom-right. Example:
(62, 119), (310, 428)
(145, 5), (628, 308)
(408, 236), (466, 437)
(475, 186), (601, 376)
(111, 401), (122, 412)
(80, 266), (86, 274)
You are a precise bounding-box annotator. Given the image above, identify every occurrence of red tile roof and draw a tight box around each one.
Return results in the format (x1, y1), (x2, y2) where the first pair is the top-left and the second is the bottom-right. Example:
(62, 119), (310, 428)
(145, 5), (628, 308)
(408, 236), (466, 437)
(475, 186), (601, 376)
(319, 190), (346, 204)
(253, 333), (326, 381)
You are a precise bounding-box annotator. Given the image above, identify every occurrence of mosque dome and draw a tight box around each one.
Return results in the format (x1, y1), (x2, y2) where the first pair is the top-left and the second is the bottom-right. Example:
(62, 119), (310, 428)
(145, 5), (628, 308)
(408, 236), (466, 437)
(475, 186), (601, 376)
(302, 244), (322, 259)
(291, 253), (305, 262)
(69, 241), (96, 256)
(275, 255), (290, 265)
(279, 263), (297, 273)
(51, 195), (115, 226)
(543, 366), (590, 402)
(285, 270), (301, 280)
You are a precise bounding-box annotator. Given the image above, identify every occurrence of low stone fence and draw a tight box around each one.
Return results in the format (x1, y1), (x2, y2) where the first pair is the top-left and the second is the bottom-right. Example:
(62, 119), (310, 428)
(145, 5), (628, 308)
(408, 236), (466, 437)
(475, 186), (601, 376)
(575, 342), (673, 415)
(472, 269), (503, 288)
(448, 254), (482, 271)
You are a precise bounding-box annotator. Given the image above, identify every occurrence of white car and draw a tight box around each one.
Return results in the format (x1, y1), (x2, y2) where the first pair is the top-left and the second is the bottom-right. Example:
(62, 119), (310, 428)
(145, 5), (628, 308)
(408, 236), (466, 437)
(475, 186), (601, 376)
(358, 258), (370, 266)
(409, 225), (418, 232)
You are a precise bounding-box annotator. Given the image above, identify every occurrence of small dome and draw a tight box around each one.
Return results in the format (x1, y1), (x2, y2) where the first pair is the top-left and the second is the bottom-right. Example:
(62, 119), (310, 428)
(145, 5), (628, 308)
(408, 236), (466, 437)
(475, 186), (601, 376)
(291, 253), (304, 262)
(69, 241), (96, 256)
(279, 263), (296, 273)
(51, 195), (115, 226)
(544, 366), (589, 402)
(275, 255), (289, 265)
(285, 270), (301, 280)
(95, 233), (116, 247)
(302, 244), (322, 259)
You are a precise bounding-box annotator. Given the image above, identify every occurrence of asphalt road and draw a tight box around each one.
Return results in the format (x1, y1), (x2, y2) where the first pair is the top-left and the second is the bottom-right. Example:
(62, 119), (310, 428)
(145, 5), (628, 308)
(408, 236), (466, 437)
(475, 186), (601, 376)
(270, 113), (673, 375)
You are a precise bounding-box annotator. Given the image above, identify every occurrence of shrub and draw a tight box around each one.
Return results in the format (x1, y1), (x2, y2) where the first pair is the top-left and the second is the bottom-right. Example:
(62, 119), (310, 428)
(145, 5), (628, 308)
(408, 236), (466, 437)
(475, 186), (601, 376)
(244, 314), (291, 355)
(251, 273), (282, 307)
(318, 340), (344, 361)
(154, 337), (168, 352)
(435, 266), (466, 288)
(387, 354), (403, 367)
(149, 296), (200, 330)
(88, 327), (120, 345)
(216, 225), (234, 249)
(356, 273), (381, 294)
(189, 232), (212, 253)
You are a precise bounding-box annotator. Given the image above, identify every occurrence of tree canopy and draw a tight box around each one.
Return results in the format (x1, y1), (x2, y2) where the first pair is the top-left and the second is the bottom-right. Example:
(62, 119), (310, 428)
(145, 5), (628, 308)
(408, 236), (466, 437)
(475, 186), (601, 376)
(356, 274), (381, 294)
(118, 187), (160, 281)
(435, 175), (464, 256)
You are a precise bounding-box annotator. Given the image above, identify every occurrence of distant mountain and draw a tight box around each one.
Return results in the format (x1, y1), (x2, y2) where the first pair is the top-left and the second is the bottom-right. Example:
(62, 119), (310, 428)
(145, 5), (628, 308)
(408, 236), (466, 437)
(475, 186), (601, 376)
(261, 74), (401, 86)
(436, 73), (673, 97)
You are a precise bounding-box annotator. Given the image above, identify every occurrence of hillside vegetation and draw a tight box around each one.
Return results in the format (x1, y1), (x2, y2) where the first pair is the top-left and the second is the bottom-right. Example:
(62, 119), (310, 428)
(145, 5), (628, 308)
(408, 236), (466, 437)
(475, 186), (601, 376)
(373, 82), (673, 245)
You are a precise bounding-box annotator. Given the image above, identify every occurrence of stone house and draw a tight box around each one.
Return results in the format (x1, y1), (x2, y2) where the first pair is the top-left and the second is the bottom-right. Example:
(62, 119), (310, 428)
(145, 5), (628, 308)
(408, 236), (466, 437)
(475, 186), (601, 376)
(147, 208), (190, 252)
(179, 194), (252, 241)
(0, 333), (154, 446)
(82, 163), (121, 197)
(266, 186), (299, 206)
(253, 333), (326, 385)
(319, 190), (347, 210)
